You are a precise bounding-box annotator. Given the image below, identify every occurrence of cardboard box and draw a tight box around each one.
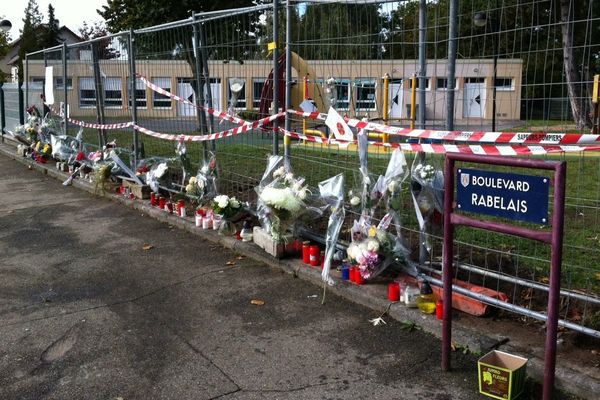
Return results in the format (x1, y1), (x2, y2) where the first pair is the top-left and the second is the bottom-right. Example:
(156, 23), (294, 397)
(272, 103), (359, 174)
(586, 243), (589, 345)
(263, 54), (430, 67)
(478, 350), (528, 400)
(121, 177), (151, 199)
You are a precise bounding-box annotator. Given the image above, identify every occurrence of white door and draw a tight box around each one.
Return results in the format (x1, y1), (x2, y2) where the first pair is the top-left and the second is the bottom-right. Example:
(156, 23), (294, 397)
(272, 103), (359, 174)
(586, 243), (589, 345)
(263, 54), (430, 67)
(463, 82), (485, 118)
(177, 82), (196, 117)
(388, 81), (404, 119)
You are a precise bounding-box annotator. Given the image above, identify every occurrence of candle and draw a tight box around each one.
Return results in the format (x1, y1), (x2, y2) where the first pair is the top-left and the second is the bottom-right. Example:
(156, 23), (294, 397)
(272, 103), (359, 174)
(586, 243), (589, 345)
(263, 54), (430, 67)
(309, 245), (320, 267)
(388, 282), (400, 301)
(341, 267), (350, 281)
(354, 268), (364, 285)
(302, 241), (311, 264)
(158, 196), (166, 210)
(166, 201), (174, 214)
(212, 215), (221, 230)
(195, 213), (202, 227)
(202, 216), (210, 229)
(436, 300), (444, 320)
(350, 267), (358, 283)
(177, 199), (186, 217)
(150, 192), (156, 206)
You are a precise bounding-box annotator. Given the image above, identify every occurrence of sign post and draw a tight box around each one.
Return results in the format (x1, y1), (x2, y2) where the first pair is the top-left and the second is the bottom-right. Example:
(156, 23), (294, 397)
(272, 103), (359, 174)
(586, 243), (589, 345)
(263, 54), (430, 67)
(442, 154), (566, 400)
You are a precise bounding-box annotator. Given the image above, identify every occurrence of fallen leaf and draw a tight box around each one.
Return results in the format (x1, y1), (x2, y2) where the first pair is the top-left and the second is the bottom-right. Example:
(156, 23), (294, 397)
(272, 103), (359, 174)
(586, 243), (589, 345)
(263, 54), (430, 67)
(142, 244), (153, 250)
(538, 276), (550, 284)
(591, 349), (598, 355)
(236, 256), (245, 260)
(250, 299), (265, 306)
(596, 272), (600, 282)
(226, 261), (236, 266)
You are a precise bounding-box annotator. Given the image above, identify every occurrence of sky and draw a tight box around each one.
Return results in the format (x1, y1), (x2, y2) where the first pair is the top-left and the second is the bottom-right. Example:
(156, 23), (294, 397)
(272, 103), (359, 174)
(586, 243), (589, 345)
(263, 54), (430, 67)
(2, 0), (108, 39)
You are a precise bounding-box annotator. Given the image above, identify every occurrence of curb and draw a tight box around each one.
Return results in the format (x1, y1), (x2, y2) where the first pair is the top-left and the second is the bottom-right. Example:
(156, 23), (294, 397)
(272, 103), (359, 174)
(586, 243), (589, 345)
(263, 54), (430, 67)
(0, 141), (597, 399)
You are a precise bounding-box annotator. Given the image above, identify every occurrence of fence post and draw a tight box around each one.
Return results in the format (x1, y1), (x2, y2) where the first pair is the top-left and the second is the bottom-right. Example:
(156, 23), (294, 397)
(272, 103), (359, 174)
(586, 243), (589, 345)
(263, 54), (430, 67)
(192, 13), (209, 161)
(62, 42), (68, 136)
(272, 0), (280, 156)
(198, 21), (216, 151)
(127, 29), (139, 169)
(0, 83), (5, 143)
(418, 0), (427, 129)
(284, 0), (292, 167)
(21, 56), (27, 124)
(446, 0), (457, 131)
(91, 41), (106, 148)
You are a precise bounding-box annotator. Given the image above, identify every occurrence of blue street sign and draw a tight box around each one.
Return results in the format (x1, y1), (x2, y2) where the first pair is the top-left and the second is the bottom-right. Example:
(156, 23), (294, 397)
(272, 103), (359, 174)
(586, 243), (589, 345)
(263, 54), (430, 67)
(456, 168), (550, 224)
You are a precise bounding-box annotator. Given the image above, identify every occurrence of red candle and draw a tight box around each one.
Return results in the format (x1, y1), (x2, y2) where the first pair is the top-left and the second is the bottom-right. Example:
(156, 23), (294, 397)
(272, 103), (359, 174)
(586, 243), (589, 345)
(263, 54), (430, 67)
(177, 199), (185, 217)
(355, 269), (364, 285)
(158, 196), (166, 210)
(302, 241), (311, 264)
(309, 245), (320, 267)
(388, 282), (400, 301)
(436, 300), (444, 320)
(150, 192), (156, 206)
(350, 267), (358, 283)
(166, 201), (174, 214)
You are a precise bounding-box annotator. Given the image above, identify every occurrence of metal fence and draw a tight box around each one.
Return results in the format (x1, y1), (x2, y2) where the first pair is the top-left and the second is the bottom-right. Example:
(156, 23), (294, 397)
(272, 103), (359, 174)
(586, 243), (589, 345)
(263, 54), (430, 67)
(3, 0), (598, 341)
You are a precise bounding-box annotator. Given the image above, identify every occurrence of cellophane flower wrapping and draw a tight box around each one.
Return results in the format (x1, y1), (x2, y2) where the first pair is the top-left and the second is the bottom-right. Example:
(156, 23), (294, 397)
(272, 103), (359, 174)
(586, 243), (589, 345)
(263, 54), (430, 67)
(318, 173), (345, 285)
(51, 128), (84, 161)
(382, 149), (411, 240)
(256, 158), (311, 241)
(346, 213), (408, 280)
(12, 113), (41, 145)
(256, 155), (284, 235)
(410, 153), (445, 260)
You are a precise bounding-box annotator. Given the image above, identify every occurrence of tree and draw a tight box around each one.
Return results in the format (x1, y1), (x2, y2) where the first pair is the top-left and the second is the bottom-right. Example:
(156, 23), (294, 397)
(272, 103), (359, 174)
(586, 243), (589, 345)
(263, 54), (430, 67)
(18, 0), (44, 81)
(79, 21), (120, 59)
(42, 4), (60, 49)
(0, 15), (11, 83)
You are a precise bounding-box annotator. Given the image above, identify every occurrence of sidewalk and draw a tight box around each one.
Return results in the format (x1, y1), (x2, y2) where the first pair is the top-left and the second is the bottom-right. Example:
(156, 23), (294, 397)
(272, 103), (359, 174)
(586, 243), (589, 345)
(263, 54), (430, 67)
(0, 140), (597, 399)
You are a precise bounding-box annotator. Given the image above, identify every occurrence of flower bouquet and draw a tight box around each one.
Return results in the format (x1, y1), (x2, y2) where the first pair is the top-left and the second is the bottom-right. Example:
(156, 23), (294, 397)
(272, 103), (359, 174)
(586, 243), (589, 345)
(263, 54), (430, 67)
(410, 154), (444, 263)
(319, 173), (345, 285)
(346, 213), (407, 280)
(257, 162), (310, 242)
(211, 194), (243, 235)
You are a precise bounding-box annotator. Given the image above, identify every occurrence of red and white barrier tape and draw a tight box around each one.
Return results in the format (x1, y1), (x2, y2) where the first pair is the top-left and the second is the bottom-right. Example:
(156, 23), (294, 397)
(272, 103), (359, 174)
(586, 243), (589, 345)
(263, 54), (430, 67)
(278, 127), (600, 155)
(134, 112), (284, 142)
(136, 74), (248, 126)
(286, 109), (600, 145)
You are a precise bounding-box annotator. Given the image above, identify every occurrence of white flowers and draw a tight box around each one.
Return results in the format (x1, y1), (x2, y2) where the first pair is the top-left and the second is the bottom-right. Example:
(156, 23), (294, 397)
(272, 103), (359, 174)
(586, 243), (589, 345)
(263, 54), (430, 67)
(369, 316), (387, 326)
(214, 194), (231, 209)
(414, 164), (435, 183)
(387, 180), (399, 194)
(260, 186), (302, 213)
(366, 239), (379, 252)
(154, 163), (168, 179)
(272, 166), (286, 179)
(350, 196), (361, 206)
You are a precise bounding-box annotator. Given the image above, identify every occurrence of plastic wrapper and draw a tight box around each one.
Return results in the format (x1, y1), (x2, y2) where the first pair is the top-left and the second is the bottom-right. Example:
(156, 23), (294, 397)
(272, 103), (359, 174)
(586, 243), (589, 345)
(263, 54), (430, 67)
(348, 129), (377, 217)
(410, 153), (444, 263)
(184, 152), (218, 205)
(50, 128), (84, 161)
(146, 159), (170, 193)
(319, 173), (345, 285)
(255, 155), (284, 237)
(346, 213), (409, 280)
(11, 114), (41, 145)
(382, 149), (410, 240)
(256, 159), (313, 241)
(211, 194), (244, 235)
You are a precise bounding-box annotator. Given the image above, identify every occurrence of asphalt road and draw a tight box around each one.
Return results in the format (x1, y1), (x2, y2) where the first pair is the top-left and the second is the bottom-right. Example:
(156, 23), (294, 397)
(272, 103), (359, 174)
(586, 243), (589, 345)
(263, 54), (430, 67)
(0, 152), (568, 400)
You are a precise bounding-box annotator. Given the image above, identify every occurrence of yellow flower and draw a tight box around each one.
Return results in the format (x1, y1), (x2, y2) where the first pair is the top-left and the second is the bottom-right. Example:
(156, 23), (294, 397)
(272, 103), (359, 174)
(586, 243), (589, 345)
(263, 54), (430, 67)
(368, 226), (377, 237)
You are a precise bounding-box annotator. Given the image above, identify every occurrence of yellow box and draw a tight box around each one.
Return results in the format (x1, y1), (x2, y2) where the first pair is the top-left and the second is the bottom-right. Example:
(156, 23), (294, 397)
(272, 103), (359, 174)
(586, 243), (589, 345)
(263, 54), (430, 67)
(478, 350), (528, 400)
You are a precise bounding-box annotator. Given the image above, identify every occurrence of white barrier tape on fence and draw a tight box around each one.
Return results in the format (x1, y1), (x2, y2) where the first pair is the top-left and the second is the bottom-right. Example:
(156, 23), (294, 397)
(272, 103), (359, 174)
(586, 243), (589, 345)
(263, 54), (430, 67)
(68, 119), (134, 130)
(134, 112), (284, 142)
(278, 127), (600, 155)
(136, 74), (248, 126)
(286, 109), (600, 145)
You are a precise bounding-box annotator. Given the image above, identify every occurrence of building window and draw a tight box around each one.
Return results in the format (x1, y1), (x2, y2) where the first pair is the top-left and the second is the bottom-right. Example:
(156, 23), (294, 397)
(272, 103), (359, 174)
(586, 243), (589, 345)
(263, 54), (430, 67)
(30, 76), (45, 85)
(55, 77), (73, 90)
(128, 77), (147, 108)
(494, 77), (514, 91)
(228, 78), (246, 110)
(335, 79), (351, 110)
(355, 79), (376, 111)
(152, 77), (172, 108)
(465, 77), (485, 84)
(104, 77), (122, 108)
(252, 78), (265, 109)
(79, 77), (96, 108)
(436, 78), (458, 91)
